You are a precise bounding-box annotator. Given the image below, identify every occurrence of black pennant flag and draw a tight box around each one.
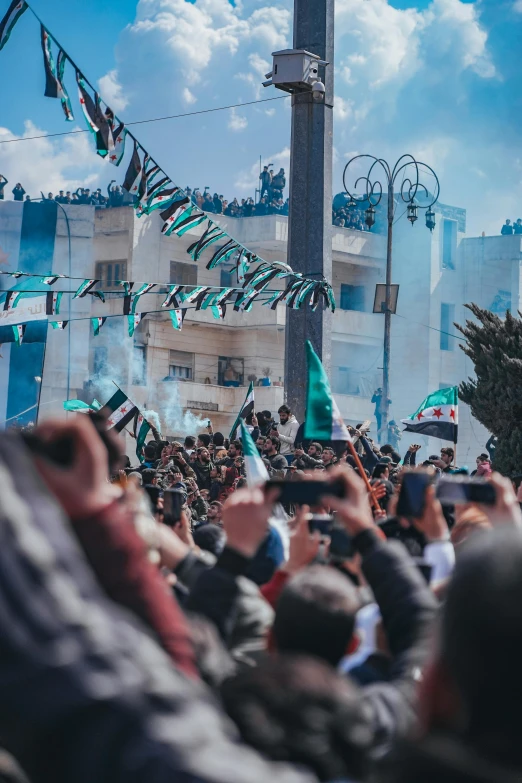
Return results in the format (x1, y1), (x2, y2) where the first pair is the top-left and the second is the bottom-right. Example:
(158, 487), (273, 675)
(123, 141), (143, 194)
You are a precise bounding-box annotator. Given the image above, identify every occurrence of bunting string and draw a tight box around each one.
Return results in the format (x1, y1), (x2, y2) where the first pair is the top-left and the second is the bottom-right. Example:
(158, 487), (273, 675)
(0, 0), (335, 314)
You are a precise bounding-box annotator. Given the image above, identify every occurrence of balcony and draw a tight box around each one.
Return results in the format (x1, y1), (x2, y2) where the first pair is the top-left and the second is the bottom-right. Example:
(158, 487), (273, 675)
(332, 309), (383, 343)
(332, 227), (386, 268)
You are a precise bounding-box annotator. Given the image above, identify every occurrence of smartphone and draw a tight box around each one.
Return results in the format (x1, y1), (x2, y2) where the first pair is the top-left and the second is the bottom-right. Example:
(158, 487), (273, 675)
(144, 484), (162, 509)
(308, 514), (333, 535)
(329, 526), (354, 559)
(265, 477), (346, 506)
(163, 488), (184, 526)
(397, 472), (433, 518)
(436, 477), (496, 506)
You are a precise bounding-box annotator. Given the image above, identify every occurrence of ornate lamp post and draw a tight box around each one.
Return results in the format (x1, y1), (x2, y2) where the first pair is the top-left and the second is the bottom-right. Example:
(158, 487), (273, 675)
(342, 154), (440, 440)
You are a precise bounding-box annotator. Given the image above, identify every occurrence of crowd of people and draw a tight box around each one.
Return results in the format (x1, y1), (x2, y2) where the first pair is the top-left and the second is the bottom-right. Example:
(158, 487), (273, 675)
(332, 201), (371, 231)
(0, 175), (129, 208)
(1, 171), (371, 233)
(0, 394), (519, 782)
(500, 218), (522, 235)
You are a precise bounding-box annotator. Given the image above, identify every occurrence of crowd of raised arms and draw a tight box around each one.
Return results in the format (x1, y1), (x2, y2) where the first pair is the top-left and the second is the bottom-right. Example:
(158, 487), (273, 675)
(0, 395), (519, 783)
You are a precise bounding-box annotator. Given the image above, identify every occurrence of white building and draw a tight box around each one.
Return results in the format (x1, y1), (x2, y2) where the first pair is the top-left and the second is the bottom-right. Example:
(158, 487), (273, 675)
(1, 199), (517, 466)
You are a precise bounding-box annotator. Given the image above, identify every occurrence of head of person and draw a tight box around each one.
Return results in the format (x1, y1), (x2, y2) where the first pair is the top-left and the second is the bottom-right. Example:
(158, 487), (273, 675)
(372, 463), (389, 480)
(278, 404), (292, 425)
(207, 500), (223, 522)
(161, 443), (173, 459)
(272, 565), (361, 666)
(505, 219), (511, 225)
(197, 433), (211, 449)
(193, 523), (226, 557)
(141, 468), (158, 486)
(440, 447), (454, 467)
(476, 453), (490, 466)
(221, 655), (371, 783)
(421, 528), (522, 766)
(184, 435), (196, 451)
(256, 435), (266, 449)
(143, 443), (157, 462)
(308, 442), (323, 457)
(213, 431), (224, 448)
(66, 191), (71, 198)
(47, 192), (53, 199)
(59, 190), (64, 197)
(265, 436), (280, 455)
(322, 447), (335, 465)
(263, 166), (268, 171)
(234, 456), (244, 470)
(198, 448), (211, 464)
(261, 410), (272, 423)
(228, 440), (242, 458)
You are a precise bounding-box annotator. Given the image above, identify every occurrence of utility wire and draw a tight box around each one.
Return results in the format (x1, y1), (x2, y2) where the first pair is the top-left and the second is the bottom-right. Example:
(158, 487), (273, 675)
(0, 97), (288, 146)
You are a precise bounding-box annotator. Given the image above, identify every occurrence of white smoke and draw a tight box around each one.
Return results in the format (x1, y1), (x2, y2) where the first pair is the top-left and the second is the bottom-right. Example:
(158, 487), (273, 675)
(158, 381), (208, 437)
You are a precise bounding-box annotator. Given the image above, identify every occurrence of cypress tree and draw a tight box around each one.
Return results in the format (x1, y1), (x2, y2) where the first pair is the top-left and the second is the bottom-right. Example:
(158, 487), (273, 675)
(456, 304), (522, 474)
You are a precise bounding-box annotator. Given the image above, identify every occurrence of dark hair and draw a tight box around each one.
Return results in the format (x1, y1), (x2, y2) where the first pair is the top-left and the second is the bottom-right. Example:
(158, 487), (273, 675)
(144, 444), (157, 459)
(184, 436), (196, 449)
(230, 440), (242, 453)
(267, 436), (281, 452)
(221, 655), (370, 782)
(273, 565), (359, 666)
(198, 433), (211, 448)
(441, 529), (522, 763)
(193, 523), (226, 557)
(261, 410), (272, 419)
(141, 468), (157, 485)
(478, 453), (489, 461)
(372, 463), (390, 479)
(213, 431), (225, 447)
(309, 442), (323, 454)
(441, 447), (454, 459)
(278, 404), (291, 415)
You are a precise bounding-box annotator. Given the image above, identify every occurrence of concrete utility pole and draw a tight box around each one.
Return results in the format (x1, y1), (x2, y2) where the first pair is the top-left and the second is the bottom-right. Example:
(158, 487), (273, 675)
(284, 0), (334, 423)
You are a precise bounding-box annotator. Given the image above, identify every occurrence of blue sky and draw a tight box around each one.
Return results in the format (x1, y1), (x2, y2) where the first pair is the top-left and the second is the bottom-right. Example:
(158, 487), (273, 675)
(1, 0), (521, 235)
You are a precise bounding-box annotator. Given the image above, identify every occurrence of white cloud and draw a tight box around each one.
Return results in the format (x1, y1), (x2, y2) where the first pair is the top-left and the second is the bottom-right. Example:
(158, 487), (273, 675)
(128, 0), (289, 85)
(97, 69), (129, 113)
(0, 121), (106, 198)
(182, 87), (197, 105)
(248, 53), (270, 77)
(514, 0), (522, 11)
(228, 107), (248, 131)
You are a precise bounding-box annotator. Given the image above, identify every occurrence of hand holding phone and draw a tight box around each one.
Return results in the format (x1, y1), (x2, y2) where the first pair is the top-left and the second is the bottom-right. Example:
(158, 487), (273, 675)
(397, 472), (434, 518)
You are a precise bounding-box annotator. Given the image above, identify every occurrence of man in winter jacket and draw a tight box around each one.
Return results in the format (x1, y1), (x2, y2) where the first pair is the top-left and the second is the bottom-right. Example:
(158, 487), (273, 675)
(270, 405), (299, 462)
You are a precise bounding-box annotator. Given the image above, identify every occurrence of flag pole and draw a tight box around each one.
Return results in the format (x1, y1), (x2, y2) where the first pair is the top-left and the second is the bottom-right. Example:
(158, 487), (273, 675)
(347, 439), (380, 511)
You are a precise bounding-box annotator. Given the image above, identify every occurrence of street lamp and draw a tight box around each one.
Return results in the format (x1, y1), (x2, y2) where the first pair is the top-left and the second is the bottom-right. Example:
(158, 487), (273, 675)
(342, 154), (440, 441)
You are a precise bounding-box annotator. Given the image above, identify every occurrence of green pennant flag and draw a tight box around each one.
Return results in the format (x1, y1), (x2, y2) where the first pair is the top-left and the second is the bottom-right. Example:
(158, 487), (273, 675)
(133, 412), (151, 463)
(304, 340), (351, 442)
(63, 399), (102, 413)
(240, 419), (269, 487)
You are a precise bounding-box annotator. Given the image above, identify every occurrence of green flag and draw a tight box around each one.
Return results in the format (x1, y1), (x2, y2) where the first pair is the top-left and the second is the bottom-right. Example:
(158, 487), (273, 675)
(240, 419), (269, 487)
(63, 399), (102, 412)
(304, 341), (351, 442)
(401, 387), (458, 443)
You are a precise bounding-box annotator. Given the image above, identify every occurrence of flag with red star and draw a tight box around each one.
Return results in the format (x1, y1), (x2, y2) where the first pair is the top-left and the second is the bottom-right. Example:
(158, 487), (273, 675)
(401, 386), (458, 443)
(108, 123), (126, 166)
(99, 389), (139, 432)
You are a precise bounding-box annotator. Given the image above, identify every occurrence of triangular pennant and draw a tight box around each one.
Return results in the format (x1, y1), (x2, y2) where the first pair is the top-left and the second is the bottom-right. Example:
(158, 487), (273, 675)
(108, 122), (126, 166)
(0, 0), (28, 52)
(91, 316), (107, 336)
(169, 308), (186, 331)
(122, 140), (143, 194)
(45, 291), (63, 315)
(51, 320), (68, 330)
(56, 49), (74, 121)
(73, 279), (98, 298)
(11, 323), (26, 345)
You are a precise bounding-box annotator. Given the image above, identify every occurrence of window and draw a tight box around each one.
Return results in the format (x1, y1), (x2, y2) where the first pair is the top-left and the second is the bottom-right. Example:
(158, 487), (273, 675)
(440, 303), (455, 351)
(169, 349), (194, 380)
(132, 344), (147, 386)
(93, 346), (108, 376)
(340, 284), (365, 312)
(442, 220), (457, 270)
(220, 266), (234, 287)
(170, 261), (197, 286)
(95, 261), (127, 290)
(218, 356), (244, 387)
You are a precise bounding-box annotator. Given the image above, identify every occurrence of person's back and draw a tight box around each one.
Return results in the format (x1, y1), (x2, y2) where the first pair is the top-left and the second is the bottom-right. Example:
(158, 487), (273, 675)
(514, 219), (522, 235)
(501, 220), (513, 235)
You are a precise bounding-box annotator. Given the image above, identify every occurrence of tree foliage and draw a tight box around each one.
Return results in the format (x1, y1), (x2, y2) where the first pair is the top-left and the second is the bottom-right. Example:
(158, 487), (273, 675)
(456, 303), (522, 474)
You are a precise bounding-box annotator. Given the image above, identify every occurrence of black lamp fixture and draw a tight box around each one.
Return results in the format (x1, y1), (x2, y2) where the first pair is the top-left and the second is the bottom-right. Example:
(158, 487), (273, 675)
(407, 203), (418, 225)
(364, 205), (376, 229)
(425, 207), (436, 232)
(347, 196), (357, 209)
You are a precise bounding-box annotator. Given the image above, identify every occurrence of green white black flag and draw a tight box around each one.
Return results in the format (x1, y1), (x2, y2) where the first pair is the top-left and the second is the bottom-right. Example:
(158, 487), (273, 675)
(401, 387), (458, 443)
(240, 419), (268, 487)
(304, 341), (351, 442)
(134, 412), (151, 463)
(230, 382), (255, 439)
(0, 0), (27, 52)
(99, 389), (139, 431)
